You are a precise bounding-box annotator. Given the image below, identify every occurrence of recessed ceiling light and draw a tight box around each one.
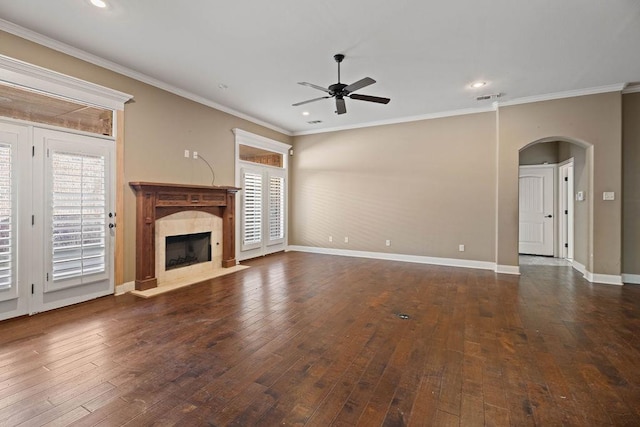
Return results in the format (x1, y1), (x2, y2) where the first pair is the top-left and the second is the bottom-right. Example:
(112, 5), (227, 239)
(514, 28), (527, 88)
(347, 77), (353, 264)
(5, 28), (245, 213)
(470, 81), (487, 89)
(302, 111), (310, 116)
(90, 0), (107, 8)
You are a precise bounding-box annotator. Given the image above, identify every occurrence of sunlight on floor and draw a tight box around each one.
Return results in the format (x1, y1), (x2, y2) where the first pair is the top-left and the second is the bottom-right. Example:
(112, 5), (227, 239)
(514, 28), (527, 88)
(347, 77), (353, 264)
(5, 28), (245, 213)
(519, 255), (572, 266)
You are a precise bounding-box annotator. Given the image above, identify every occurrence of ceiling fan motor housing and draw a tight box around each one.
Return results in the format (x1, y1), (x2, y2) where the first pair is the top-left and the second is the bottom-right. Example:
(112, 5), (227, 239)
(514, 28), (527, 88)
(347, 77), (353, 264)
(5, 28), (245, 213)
(329, 83), (348, 96)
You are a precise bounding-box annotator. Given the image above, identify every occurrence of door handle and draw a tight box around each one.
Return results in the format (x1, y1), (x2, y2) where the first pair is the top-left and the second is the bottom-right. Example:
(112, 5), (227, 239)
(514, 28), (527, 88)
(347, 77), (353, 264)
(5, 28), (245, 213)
(545, 214), (553, 218)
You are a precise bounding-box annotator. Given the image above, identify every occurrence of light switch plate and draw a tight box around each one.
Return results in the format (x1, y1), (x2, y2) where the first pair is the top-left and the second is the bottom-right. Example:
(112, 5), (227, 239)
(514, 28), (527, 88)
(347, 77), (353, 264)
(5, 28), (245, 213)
(603, 191), (615, 201)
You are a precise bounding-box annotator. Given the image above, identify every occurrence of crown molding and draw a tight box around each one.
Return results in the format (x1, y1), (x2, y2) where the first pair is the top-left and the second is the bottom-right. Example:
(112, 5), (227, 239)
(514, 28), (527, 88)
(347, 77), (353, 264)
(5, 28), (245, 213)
(0, 19), (292, 136)
(292, 105), (497, 136)
(293, 83), (630, 136)
(622, 83), (640, 94)
(496, 84), (626, 108)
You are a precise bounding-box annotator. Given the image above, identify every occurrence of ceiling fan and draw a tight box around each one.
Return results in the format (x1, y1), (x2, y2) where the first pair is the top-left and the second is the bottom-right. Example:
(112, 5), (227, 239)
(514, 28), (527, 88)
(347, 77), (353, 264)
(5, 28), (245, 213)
(293, 54), (390, 115)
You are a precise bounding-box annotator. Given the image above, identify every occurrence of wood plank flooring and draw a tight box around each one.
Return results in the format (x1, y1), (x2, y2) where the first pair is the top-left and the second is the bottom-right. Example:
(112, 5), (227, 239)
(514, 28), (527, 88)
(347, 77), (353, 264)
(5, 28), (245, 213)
(1, 251), (639, 426)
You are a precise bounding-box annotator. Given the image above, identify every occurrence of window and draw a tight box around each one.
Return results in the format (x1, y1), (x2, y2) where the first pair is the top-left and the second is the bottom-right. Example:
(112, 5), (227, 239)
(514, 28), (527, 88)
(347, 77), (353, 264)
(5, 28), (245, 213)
(234, 129), (291, 260)
(269, 176), (284, 242)
(239, 144), (283, 168)
(0, 143), (13, 290)
(51, 151), (106, 282)
(242, 170), (263, 249)
(0, 83), (114, 136)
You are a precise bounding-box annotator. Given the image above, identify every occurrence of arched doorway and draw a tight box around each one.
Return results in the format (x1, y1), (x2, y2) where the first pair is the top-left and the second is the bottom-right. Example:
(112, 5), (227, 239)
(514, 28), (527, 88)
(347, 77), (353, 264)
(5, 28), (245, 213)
(517, 137), (590, 271)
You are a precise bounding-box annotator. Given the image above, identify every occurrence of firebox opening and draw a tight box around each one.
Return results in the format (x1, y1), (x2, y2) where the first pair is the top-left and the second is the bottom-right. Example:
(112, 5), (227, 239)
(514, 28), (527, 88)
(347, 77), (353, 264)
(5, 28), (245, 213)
(165, 232), (212, 271)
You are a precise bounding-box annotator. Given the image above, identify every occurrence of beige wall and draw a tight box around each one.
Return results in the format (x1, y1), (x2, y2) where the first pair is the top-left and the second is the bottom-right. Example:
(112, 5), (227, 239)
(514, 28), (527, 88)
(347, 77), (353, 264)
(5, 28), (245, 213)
(0, 31), (292, 283)
(497, 93), (622, 274)
(290, 113), (497, 262)
(622, 93), (640, 276)
(293, 93), (624, 277)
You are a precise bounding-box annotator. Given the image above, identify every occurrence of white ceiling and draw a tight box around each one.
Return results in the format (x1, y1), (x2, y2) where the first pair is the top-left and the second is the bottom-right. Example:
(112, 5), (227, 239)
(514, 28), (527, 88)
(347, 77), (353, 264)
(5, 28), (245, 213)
(1, 0), (639, 135)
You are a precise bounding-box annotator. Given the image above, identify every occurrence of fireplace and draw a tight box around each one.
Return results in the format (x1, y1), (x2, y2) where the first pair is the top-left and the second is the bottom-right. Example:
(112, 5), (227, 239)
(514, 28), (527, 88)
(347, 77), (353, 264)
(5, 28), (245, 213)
(165, 232), (212, 270)
(130, 182), (239, 291)
(155, 210), (222, 286)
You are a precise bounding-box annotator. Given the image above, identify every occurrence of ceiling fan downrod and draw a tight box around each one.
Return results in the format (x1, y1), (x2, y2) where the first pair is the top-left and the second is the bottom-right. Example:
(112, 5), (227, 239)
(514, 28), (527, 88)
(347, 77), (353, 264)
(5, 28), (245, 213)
(334, 54), (344, 83)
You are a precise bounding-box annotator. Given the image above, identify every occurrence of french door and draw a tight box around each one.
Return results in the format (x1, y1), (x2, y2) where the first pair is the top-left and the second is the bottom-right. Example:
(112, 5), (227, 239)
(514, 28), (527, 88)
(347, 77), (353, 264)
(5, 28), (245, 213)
(0, 122), (114, 321)
(239, 165), (287, 260)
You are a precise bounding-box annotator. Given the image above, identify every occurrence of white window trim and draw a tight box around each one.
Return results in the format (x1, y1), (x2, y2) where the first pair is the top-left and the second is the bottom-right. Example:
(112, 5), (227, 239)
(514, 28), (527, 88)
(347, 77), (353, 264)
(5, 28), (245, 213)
(233, 129), (291, 260)
(0, 54), (132, 111)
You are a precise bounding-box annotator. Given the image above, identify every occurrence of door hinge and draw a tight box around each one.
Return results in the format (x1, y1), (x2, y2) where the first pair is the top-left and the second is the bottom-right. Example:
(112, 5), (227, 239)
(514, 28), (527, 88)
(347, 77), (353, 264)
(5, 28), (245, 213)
(32, 215), (35, 226)
(32, 146), (35, 157)
(564, 210), (568, 215)
(564, 243), (569, 248)
(564, 177), (568, 182)
(46, 272), (49, 281)
(31, 284), (34, 294)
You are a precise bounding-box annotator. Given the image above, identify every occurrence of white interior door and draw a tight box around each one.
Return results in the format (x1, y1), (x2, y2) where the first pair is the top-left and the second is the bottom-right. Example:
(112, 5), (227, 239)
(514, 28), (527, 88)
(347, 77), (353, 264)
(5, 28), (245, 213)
(239, 165), (287, 261)
(519, 165), (555, 256)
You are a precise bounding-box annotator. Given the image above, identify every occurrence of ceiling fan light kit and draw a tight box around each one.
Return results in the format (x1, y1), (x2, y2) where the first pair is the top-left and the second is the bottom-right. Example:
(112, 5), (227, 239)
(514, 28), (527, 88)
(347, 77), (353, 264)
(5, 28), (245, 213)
(293, 54), (391, 115)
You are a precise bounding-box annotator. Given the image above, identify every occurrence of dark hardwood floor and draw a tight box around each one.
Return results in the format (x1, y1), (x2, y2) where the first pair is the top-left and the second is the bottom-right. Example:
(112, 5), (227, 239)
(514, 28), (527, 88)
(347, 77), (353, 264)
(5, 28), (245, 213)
(1, 251), (639, 426)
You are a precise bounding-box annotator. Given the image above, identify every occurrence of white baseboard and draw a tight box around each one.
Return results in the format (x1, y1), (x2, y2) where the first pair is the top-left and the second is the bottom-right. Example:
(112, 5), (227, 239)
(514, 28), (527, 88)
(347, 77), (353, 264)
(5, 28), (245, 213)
(572, 260), (587, 276)
(286, 245), (496, 271)
(115, 281), (135, 296)
(622, 274), (640, 285)
(572, 261), (623, 285)
(495, 265), (521, 275)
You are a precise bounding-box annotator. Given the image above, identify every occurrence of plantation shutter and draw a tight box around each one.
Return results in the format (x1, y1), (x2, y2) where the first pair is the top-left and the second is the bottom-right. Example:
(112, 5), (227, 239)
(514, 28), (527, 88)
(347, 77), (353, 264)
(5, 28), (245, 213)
(242, 170), (263, 250)
(0, 143), (13, 291)
(268, 175), (284, 244)
(50, 151), (106, 288)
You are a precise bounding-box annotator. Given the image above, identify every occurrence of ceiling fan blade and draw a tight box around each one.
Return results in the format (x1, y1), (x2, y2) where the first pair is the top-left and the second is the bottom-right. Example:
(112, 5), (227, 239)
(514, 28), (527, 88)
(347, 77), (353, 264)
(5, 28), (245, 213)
(298, 82), (331, 94)
(344, 77), (376, 93)
(292, 96), (331, 106)
(336, 97), (347, 115)
(349, 93), (391, 104)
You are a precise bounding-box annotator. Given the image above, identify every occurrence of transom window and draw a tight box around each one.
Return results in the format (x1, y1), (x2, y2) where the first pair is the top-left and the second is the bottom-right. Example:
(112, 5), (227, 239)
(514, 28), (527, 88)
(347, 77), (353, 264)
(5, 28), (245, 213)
(0, 83), (113, 136)
(239, 144), (283, 168)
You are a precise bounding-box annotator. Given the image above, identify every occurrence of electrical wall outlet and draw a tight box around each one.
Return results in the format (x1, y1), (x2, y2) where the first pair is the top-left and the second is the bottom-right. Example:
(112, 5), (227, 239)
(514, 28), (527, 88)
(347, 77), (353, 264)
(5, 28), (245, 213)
(344, 237), (349, 243)
(459, 244), (465, 252)
(385, 240), (391, 246)
(603, 191), (615, 201)
(193, 151), (198, 159)
(329, 236), (333, 242)
(184, 149), (189, 158)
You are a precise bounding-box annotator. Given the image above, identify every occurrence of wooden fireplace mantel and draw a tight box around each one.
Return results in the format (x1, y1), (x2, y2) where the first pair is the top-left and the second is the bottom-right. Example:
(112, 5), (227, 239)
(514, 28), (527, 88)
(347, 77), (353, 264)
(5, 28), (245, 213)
(129, 182), (240, 291)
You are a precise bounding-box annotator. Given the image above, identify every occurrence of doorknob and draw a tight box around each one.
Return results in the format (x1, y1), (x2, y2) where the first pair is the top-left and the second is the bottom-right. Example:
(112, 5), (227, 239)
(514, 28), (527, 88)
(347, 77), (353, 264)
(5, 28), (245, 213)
(545, 214), (553, 218)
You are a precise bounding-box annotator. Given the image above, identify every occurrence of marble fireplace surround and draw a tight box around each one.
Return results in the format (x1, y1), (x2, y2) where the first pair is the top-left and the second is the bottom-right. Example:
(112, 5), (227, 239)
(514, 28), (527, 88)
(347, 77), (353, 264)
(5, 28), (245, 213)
(129, 182), (239, 291)
(155, 211), (222, 288)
